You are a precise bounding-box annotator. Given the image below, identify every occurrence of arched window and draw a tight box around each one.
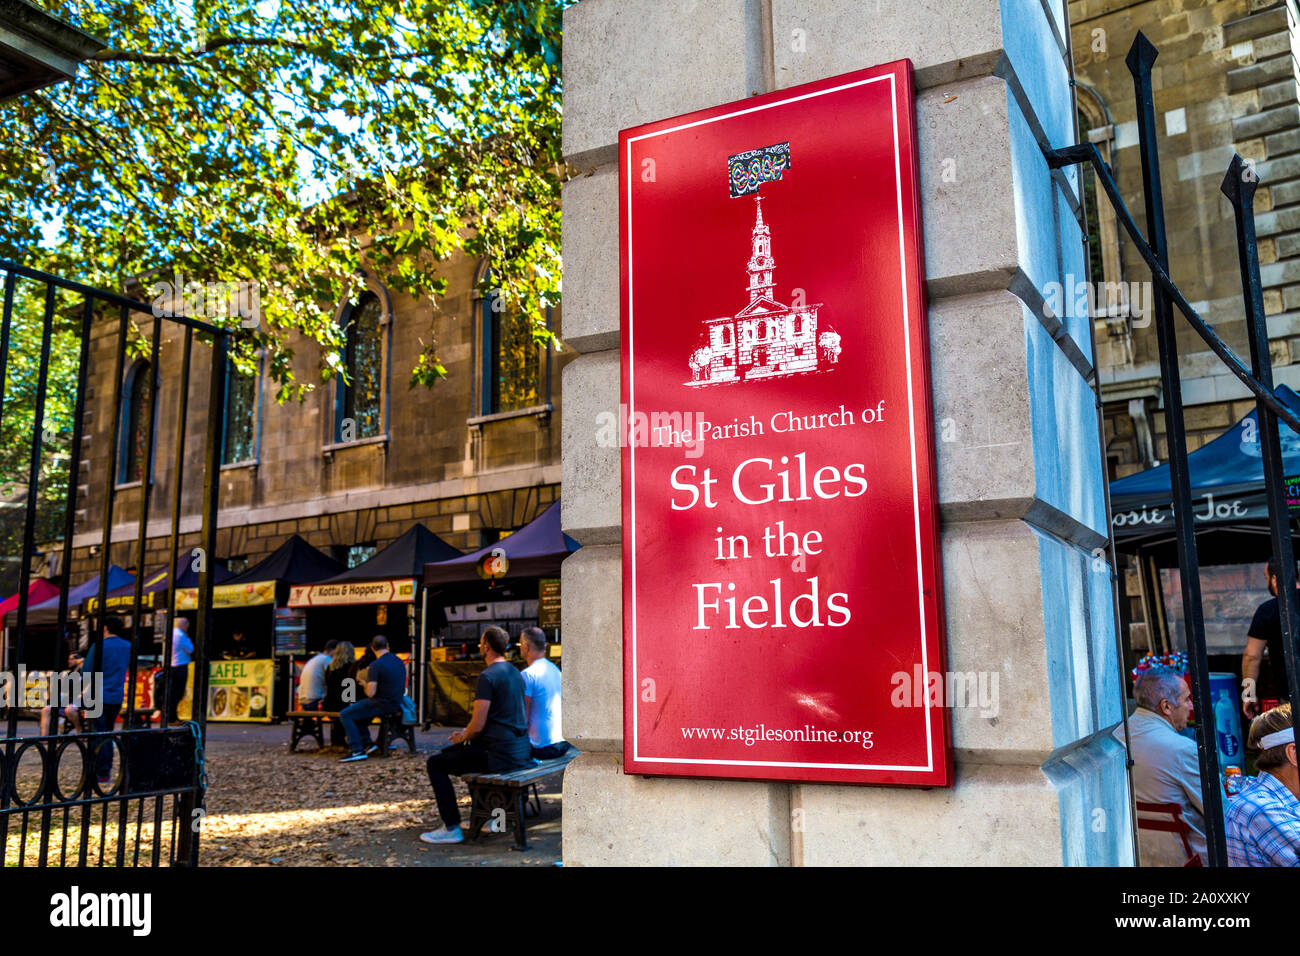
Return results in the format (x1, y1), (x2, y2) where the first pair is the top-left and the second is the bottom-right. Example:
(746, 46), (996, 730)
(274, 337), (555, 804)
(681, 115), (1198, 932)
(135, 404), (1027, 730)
(117, 359), (154, 485)
(335, 292), (385, 442)
(481, 290), (542, 415)
(223, 358), (261, 465)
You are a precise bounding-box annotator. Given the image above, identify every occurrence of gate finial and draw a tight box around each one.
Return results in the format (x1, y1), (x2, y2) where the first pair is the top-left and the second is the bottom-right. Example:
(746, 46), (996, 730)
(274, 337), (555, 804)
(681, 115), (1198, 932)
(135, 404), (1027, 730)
(1125, 31), (1158, 77)
(1221, 153), (1260, 207)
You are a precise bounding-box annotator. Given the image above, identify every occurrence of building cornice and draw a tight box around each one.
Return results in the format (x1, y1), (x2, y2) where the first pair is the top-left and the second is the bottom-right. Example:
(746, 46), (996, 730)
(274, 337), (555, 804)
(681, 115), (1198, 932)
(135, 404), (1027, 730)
(71, 462), (562, 549)
(0, 0), (105, 100)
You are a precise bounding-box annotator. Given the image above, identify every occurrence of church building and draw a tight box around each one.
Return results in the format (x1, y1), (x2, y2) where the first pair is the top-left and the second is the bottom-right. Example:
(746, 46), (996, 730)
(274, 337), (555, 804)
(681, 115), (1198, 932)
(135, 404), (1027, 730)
(687, 196), (838, 386)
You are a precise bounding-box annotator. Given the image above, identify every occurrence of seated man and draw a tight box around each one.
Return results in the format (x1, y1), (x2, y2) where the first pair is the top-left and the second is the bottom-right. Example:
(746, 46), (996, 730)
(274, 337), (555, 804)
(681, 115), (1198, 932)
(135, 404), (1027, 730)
(1228, 703), (1300, 866)
(39, 699), (82, 737)
(297, 639), (337, 711)
(40, 649), (84, 736)
(1113, 668), (1207, 866)
(420, 625), (530, 845)
(520, 626), (569, 760)
(337, 635), (406, 762)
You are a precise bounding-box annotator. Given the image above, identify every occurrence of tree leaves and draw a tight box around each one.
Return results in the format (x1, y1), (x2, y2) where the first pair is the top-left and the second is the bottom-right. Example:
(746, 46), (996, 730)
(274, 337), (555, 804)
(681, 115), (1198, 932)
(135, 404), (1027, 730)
(2, 0), (570, 400)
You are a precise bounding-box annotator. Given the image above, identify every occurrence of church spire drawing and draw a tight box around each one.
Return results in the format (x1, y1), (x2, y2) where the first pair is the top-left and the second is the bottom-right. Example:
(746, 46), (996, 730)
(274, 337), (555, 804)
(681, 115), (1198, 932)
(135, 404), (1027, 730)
(746, 196), (775, 304)
(687, 195), (842, 387)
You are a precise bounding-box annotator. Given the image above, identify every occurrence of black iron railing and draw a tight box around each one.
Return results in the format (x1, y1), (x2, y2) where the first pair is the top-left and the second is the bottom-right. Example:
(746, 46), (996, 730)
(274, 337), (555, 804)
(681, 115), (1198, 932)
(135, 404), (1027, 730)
(0, 726), (198, 866)
(0, 260), (229, 866)
(1048, 32), (1300, 866)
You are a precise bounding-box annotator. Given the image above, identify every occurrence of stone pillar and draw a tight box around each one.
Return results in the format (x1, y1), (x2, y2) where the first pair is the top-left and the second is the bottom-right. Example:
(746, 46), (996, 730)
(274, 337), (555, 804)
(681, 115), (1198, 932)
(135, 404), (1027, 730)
(561, 0), (1131, 865)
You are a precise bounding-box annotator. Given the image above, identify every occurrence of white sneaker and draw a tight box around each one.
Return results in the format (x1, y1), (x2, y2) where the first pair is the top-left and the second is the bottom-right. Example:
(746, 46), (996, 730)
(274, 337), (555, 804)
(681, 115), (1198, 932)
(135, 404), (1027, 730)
(419, 826), (464, 845)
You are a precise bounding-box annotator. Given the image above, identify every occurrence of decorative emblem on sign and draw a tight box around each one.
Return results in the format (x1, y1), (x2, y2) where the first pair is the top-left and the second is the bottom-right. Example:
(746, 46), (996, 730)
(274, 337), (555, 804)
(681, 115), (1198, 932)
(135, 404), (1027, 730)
(728, 142), (790, 197)
(687, 194), (842, 386)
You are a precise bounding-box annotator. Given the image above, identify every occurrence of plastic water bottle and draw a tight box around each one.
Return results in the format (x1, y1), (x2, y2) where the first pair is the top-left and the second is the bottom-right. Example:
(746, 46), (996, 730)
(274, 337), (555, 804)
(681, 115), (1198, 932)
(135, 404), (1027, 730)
(1215, 689), (1240, 759)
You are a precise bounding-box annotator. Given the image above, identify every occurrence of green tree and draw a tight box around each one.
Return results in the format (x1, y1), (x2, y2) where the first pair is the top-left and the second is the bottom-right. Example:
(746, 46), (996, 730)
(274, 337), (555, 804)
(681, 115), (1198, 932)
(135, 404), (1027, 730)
(0, 285), (82, 594)
(0, 0), (569, 401)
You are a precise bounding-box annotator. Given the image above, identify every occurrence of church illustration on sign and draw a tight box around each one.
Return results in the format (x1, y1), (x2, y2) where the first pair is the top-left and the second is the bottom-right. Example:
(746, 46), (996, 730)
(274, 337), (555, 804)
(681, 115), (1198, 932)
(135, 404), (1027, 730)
(687, 195), (841, 387)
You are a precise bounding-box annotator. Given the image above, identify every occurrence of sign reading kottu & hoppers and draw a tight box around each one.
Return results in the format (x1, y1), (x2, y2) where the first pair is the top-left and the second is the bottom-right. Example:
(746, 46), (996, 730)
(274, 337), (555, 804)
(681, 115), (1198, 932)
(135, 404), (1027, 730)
(620, 60), (951, 786)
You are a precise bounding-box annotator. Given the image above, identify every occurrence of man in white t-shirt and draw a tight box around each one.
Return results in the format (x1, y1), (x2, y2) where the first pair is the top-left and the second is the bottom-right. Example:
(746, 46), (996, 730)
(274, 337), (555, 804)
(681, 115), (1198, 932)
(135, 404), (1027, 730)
(166, 617), (194, 722)
(520, 626), (569, 760)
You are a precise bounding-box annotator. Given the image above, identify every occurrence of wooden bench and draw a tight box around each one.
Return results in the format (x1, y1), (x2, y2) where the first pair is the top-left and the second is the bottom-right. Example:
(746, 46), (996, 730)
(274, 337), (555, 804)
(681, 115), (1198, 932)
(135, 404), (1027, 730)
(286, 709), (416, 755)
(461, 749), (579, 850)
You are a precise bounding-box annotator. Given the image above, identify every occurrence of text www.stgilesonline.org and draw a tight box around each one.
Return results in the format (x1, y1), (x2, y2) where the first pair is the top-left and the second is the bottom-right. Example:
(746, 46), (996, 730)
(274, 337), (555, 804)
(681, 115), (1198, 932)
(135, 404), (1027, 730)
(681, 724), (873, 749)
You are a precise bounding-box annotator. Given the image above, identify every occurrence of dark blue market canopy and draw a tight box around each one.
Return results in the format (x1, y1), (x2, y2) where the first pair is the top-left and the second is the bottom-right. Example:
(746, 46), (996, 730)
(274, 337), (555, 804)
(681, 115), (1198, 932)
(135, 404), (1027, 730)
(422, 500), (579, 585)
(4, 565), (134, 627)
(1110, 384), (1300, 552)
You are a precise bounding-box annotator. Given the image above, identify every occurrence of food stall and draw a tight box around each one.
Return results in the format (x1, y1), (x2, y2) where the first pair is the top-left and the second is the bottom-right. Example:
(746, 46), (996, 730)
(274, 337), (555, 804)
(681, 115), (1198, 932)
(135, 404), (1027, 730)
(1110, 384), (1300, 683)
(84, 561), (234, 718)
(420, 499), (578, 724)
(171, 535), (343, 722)
(0, 578), (61, 672)
(3, 565), (134, 672)
(288, 524), (461, 711)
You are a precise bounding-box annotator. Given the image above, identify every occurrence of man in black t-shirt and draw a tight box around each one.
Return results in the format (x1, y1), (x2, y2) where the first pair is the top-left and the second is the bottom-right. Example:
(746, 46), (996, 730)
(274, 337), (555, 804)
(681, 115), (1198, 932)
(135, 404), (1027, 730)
(1244, 559), (1300, 718)
(338, 635), (406, 762)
(420, 625), (530, 845)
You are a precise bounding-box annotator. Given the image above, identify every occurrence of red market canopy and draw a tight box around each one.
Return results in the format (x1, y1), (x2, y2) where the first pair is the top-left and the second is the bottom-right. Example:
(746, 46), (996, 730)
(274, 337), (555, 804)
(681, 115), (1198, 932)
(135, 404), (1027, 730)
(0, 578), (60, 620)
(4, 565), (133, 627)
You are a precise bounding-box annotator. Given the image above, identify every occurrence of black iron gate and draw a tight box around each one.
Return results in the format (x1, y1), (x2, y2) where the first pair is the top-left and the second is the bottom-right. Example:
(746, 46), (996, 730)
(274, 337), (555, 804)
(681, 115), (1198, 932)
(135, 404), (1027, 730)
(1051, 32), (1300, 867)
(0, 260), (228, 866)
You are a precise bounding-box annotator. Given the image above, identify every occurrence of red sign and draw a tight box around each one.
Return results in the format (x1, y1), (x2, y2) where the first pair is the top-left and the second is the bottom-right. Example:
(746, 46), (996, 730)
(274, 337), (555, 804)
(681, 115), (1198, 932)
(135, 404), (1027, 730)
(620, 60), (951, 786)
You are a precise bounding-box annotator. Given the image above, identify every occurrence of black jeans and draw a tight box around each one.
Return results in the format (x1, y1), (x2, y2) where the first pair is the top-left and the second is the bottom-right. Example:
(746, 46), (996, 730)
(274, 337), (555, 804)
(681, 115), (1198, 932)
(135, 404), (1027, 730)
(425, 742), (491, 828)
(168, 666), (188, 722)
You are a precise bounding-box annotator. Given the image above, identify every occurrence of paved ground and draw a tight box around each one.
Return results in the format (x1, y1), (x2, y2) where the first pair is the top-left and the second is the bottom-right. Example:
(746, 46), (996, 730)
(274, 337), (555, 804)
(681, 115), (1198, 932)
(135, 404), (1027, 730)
(197, 721), (563, 867)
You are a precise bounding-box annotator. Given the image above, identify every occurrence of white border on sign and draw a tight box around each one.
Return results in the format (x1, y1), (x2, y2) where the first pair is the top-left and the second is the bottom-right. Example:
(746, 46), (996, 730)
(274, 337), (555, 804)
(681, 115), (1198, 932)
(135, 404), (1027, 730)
(626, 68), (935, 773)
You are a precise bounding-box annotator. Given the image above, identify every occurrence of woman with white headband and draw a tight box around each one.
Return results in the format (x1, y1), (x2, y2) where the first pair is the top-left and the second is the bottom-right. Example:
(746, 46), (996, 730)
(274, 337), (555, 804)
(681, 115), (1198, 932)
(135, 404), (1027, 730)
(1226, 704), (1300, 866)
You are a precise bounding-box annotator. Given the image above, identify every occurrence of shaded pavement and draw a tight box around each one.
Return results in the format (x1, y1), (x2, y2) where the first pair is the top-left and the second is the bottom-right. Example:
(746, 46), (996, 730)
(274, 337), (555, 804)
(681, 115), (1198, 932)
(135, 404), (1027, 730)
(198, 722), (562, 867)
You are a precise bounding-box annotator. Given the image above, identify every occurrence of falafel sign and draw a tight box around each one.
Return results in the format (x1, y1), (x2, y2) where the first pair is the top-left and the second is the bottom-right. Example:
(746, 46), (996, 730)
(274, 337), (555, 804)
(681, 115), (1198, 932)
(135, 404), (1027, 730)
(620, 60), (951, 786)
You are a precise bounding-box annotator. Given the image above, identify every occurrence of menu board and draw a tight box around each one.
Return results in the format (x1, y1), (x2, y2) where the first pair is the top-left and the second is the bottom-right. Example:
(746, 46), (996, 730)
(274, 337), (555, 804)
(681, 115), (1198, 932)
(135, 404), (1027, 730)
(274, 607), (307, 656)
(538, 578), (561, 629)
